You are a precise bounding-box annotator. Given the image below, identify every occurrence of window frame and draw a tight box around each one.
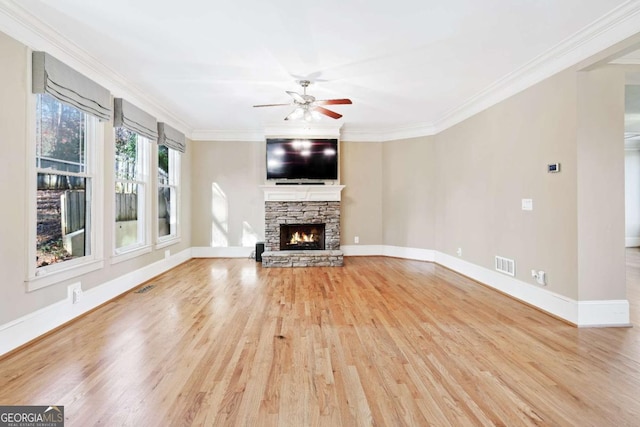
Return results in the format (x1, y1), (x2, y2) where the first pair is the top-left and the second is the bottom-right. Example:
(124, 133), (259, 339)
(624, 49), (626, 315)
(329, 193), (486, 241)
(26, 91), (104, 291)
(111, 130), (152, 263)
(156, 145), (181, 248)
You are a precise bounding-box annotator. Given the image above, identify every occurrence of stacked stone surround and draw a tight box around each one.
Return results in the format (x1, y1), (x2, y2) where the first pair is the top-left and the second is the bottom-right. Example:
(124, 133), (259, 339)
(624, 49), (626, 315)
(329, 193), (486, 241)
(262, 200), (344, 267)
(262, 250), (344, 267)
(264, 201), (340, 250)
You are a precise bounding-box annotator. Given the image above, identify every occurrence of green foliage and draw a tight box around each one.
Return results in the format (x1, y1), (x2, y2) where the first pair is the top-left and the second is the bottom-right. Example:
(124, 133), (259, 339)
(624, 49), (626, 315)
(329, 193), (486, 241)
(115, 127), (138, 159)
(158, 144), (169, 175)
(38, 94), (85, 167)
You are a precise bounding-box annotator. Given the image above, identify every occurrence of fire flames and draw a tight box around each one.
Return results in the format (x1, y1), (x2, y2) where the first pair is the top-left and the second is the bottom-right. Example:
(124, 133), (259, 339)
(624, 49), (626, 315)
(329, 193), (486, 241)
(290, 231), (315, 244)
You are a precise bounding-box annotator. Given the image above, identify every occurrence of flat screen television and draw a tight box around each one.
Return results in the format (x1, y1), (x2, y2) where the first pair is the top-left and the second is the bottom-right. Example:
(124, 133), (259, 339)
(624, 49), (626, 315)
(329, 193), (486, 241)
(266, 138), (338, 181)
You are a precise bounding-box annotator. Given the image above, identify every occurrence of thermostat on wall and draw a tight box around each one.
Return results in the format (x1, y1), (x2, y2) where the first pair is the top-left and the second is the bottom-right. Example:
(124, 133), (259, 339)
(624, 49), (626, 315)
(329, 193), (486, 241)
(547, 163), (561, 173)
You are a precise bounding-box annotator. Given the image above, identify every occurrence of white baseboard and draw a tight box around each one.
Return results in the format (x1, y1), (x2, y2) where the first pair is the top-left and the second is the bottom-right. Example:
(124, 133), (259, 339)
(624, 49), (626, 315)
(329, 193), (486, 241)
(626, 237), (640, 247)
(191, 246), (254, 258)
(0, 248), (192, 357)
(341, 245), (435, 261)
(340, 245), (386, 256)
(383, 245), (435, 261)
(577, 300), (631, 327)
(345, 245), (629, 327)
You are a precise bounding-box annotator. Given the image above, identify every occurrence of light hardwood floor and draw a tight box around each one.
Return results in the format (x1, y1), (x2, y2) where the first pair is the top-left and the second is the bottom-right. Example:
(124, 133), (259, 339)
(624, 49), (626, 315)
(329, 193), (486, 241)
(1, 255), (640, 426)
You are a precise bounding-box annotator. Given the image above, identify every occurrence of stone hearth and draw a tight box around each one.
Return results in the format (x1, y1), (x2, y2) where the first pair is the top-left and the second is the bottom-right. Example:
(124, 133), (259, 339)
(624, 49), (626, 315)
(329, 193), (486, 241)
(261, 185), (344, 268)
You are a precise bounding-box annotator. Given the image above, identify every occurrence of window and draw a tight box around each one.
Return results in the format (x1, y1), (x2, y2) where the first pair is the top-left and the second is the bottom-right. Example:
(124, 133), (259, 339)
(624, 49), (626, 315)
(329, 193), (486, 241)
(115, 128), (150, 255)
(30, 93), (102, 288)
(36, 93), (90, 267)
(157, 144), (180, 244)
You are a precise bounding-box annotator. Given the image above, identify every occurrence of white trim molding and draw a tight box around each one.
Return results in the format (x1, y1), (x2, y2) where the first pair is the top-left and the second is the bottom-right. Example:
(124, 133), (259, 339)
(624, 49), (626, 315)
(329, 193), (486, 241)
(577, 300), (631, 327)
(191, 246), (254, 258)
(190, 129), (265, 142)
(342, 245), (435, 261)
(0, 248), (192, 357)
(261, 185), (345, 202)
(626, 237), (640, 247)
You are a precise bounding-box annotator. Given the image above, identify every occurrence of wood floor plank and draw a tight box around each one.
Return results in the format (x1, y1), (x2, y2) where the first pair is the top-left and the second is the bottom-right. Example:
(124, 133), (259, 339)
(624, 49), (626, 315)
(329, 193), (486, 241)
(1, 255), (640, 426)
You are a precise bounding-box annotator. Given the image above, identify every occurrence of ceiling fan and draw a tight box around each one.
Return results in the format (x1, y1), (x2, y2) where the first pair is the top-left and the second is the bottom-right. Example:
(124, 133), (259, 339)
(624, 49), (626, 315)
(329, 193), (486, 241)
(253, 80), (352, 121)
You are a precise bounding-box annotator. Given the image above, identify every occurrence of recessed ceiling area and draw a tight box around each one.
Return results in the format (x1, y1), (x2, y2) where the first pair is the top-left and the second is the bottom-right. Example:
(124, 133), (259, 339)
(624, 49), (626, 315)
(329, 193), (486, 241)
(1, 0), (637, 139)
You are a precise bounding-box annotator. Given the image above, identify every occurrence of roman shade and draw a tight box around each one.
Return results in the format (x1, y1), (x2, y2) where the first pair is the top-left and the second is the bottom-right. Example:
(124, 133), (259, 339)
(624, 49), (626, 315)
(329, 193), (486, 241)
(32, 51), (112, 121)
(113, 98), (158, 141)
(157, 123), (186, 153)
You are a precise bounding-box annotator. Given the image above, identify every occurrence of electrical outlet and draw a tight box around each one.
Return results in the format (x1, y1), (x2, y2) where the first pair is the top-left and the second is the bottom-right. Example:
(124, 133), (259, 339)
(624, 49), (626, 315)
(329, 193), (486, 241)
(531, 270), (547, 286)
(164, 250), (170, 259)
(456, 248), (462, 257)
(354, 236), (359, 244)
(68, 282), (82, 304)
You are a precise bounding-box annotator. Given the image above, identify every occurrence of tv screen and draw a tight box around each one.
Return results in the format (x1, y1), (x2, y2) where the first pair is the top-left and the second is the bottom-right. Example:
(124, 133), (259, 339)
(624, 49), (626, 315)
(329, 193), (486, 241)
(266, 138), (338, 180)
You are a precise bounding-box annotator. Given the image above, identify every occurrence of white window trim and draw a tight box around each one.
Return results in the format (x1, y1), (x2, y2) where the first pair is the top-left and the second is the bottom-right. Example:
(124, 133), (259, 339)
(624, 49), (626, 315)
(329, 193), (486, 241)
(25, 55), (104, 291)
(112, 133), (152, 263)
(156, 147), (181, 248)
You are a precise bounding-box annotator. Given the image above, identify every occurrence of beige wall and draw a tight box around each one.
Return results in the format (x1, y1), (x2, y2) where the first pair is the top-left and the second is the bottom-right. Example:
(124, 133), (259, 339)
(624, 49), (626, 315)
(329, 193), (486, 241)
(381, 136), (436, 249)
(190, 140), (265, 247)
(434, 69), (580, 298)
(576, 67), (626, 300)
(340, 141), (383, 245)
(0, 31), (191, 325)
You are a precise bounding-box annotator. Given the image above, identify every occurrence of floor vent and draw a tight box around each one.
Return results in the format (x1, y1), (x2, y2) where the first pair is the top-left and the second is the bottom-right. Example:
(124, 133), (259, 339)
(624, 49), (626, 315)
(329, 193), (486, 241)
(135, 285), (155, 294)
(495, 256), (515, 276)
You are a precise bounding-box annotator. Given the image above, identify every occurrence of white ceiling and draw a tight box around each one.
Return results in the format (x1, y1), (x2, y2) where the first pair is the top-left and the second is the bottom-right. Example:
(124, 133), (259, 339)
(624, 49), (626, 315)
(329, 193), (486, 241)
(2, 0), (640, 140)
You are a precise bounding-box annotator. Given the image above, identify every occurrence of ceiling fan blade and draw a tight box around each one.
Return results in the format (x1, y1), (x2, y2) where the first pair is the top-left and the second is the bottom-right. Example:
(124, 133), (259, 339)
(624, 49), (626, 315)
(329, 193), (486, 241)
(286, 91), (306, 103)
(253, 103), (291, 108)
(314, 106), (342, 120)
(315, 99), (352, 105)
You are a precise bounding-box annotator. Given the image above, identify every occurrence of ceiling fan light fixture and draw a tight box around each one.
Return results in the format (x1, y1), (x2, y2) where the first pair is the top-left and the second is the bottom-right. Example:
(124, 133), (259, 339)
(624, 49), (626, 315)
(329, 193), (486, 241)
(303, 109), (313, 122)
(255, 80), (352, 121)
(287, 107), (304, 121)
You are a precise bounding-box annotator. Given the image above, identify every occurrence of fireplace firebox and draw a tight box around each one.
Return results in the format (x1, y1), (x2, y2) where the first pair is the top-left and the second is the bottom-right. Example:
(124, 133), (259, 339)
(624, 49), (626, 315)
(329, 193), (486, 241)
(280, 224), (325, 251)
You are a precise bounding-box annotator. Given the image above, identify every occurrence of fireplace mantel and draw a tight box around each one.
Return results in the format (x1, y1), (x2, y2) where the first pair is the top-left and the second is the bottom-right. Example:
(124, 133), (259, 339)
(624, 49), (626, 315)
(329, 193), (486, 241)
(261, 184), (345, 202)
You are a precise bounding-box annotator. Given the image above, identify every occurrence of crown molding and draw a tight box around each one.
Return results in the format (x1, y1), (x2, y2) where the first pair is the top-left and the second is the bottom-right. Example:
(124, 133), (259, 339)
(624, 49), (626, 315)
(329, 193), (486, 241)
(341, 123), (437, 142)
(611, 58), (640, 65)
(190, 129), (265, 142)
(432, 0), (640, 134)
(0, 1), (191, 135)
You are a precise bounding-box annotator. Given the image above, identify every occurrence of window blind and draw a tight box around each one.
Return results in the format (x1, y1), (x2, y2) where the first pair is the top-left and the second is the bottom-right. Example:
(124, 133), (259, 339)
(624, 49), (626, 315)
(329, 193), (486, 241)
(114, 98), (158, 141)
(32, 51), (112, 121)
(157, 122), (186, 153)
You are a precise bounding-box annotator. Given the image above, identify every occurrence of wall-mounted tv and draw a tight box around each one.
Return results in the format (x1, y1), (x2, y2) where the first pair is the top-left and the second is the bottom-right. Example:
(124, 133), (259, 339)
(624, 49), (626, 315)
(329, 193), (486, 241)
(266, 138), (338, 181)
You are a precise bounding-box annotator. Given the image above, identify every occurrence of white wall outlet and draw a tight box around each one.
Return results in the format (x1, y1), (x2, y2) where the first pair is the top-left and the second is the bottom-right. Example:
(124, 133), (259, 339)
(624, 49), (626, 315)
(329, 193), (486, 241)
(522, 198), (533, 211)
(165, 250), (170, 259)
(456, 247), (462, 257)
(68, 282), (82, 304)
(531, 270), (547, 286)
(354, 236), (359, 244)
(536, 271), (546, 286)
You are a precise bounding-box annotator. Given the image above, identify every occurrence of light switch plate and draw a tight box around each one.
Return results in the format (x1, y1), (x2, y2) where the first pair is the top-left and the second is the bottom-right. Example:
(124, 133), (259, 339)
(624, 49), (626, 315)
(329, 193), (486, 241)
(522, 199), (533, 211)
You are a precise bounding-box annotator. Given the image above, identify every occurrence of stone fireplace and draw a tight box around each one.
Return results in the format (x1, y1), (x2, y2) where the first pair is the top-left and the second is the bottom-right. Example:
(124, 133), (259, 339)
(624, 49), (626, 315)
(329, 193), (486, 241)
(261, 185), (344, 267)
